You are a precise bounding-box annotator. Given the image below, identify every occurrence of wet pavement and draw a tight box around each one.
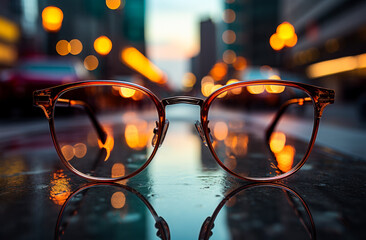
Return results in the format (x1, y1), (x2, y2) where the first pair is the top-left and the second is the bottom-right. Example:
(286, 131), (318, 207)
(0, 105), (366, 239)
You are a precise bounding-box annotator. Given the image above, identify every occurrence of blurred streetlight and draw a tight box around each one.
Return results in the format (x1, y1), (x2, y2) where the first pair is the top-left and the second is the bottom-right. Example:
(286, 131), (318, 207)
(270, 22), (297, 51)
(121, 46), (166, 84)
(42, 6), (63, 32)
(94, 36), (112, 55)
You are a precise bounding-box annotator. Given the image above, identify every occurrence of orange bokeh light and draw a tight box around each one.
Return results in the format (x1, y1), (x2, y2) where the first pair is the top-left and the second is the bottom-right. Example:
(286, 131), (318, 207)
(84, 55), (99, 71)
(121, 47), (166, 84)
(42, 6), (63, 32)
(210, 62), (228, 81)
(270, 132), (286, 153)
(285, 33), (298, 47)
(233, 56), (247, 71)
(270, 33), (285, 51)
(277, 22), (295, 40)
(106, 0), (123, 10)
(69, 39), (83, 55)
(94, 36), (112, 55)
(111, 191), (126, 209)
(213, 122), (228, 141)
(56, 40), (70, 56)
(276, 145), (295, 173)
(247, 85), (265, 94)
(98, 128), (115, 161)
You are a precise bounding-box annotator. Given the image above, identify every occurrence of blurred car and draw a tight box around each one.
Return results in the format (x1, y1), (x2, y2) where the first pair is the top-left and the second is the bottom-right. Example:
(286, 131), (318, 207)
(0, 57), (91, 116)
(2, 57), (90, 98)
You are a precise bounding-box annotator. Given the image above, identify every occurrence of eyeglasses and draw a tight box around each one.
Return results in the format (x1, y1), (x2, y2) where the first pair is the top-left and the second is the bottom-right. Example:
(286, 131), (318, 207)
(33, 80), (334, 182)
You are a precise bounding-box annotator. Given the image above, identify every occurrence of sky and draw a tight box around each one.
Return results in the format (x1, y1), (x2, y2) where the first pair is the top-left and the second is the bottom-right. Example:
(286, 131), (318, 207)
(145, 0), (223, 89)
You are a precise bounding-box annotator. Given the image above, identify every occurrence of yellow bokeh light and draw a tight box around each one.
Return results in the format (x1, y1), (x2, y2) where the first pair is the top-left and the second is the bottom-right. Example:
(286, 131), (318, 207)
(106, 0), (124, 10)
(222, 30), (236, 44)
(270, 33), (285, 51)
(284, 33), (297, 47)
(42, 6), (63, 32)
(226, 79), (242, 95)
(111, 191), (126, 209)
(125, 123), (148, 150)
(214, 122), (228, 141)
(276, 145), (295, 173)
(276, 22), (295, 40)
(119, 87), (136, 98)
(223, 9), (236, 23)
(182, 72), (196, 88)
(69, 39), (83, 55)
(94, 36), (112, 55)
(84, 55), (99, 71)
(212, 84), (227, 98)
(265, 85), (285, 94)
(247, 85), (265, 94)
(270, 132), (286, 153)
(121, 47), (166, 84)
(201, 76), (215, 97)
(56, 40), (70, 56)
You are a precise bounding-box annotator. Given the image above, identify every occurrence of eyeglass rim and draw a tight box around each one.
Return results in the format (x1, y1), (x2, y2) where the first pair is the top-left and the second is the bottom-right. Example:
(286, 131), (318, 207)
(200, 80), (334, 182)
(34, 79), (334, 182)
(35, 80), (166, 182)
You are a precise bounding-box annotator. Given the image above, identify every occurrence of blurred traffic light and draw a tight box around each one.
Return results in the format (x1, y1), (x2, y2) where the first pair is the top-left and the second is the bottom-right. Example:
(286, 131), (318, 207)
(42, 6), (63, 32)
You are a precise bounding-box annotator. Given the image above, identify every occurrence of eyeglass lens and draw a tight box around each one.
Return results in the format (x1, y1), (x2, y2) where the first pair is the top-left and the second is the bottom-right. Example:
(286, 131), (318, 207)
(207, 84), (315, 179)
(53, 85), (159, 179)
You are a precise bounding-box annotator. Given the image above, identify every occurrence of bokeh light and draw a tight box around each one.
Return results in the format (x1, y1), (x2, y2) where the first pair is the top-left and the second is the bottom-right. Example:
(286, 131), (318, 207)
(84, 55), (99, 71)
(223, 9), (236, 23)
(42, 6), (63, 32)
(276, 22), (295, 40)
(223, 50), (237, 64)
(233, 56), (247, 71)
(56, 40), (70, 56)
(284, 33), (297, 47)
(222, 30), (236, 44)
(270, 33), (285, 51)
(182, 72), (196, 88)
(247, 85), (265, 94)
(106, 0), (124, 10)
(94, 36), (112, 55)
(69, 39), (83, 55)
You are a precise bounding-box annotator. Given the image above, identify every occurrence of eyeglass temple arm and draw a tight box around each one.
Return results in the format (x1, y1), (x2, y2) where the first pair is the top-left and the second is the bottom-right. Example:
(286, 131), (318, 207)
(56, 98), (107, 143)
(265, 97), (312, 141)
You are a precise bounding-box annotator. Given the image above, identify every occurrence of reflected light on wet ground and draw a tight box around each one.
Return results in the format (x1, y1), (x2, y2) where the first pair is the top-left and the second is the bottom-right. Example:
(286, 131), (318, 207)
(146, 105), (230, 239)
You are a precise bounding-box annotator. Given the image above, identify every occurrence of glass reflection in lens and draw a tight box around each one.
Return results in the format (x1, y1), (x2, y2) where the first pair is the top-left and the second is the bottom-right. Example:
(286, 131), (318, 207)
(53, 85), (159, 179)
(207, 84), (314, 179)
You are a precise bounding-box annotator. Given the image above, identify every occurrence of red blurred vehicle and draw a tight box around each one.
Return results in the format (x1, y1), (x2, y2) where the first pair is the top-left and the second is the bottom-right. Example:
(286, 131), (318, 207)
(0, 57), (91, 116)
(5, 57), (90, 97)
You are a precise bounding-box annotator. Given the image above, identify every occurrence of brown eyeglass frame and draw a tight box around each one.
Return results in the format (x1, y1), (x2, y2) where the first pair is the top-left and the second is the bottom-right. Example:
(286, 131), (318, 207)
(34, 80), (334, 182)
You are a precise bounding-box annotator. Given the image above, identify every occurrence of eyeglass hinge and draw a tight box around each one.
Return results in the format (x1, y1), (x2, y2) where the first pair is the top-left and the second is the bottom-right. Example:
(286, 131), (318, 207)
(317, 90), (335, 104)
(33, 89), (53, 119)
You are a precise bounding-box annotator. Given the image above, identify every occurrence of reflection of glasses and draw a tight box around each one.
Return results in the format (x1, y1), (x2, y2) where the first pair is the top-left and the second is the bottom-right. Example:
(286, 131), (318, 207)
(34, 80), (334, 181)
(55, 183), (170, 240)
(199, 183), (315, 240)
(56, 182), (313, 239)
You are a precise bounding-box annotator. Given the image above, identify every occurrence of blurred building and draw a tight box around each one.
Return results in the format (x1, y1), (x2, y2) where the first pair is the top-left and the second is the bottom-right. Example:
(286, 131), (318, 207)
(191, 19), (217, 82)
(281, 0), (366, 104)
(0, 0), (147, 79)
(218, 0), (280, 67)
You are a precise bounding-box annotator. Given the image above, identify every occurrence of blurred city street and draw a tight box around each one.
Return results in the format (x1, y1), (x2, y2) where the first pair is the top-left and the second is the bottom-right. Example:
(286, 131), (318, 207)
(1, 0), (366, 239)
